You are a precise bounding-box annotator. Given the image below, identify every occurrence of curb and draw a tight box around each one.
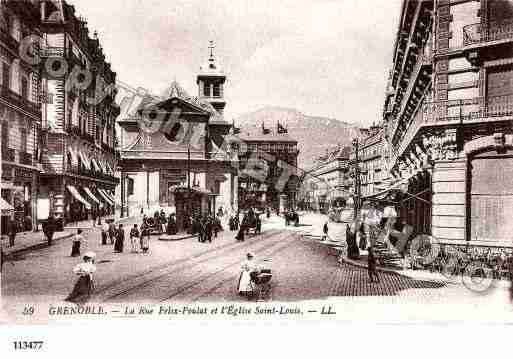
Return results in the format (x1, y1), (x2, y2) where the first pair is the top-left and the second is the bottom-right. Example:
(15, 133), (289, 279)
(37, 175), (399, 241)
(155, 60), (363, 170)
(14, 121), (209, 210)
(158, 234), (197, 241)
(4, 232), (74, 258)
(301, 233), (403, 275)
(338, 256), (401, 275)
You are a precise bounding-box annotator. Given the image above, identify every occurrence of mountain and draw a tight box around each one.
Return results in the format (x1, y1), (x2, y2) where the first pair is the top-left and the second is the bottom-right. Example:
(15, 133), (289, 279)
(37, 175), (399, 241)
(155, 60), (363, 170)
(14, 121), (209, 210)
(234, 106), (362, 170)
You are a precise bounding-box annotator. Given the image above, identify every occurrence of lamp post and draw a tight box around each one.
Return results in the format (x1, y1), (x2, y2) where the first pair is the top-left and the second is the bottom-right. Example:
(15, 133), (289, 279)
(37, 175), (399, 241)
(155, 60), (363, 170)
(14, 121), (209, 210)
(352, 138), (361, 220)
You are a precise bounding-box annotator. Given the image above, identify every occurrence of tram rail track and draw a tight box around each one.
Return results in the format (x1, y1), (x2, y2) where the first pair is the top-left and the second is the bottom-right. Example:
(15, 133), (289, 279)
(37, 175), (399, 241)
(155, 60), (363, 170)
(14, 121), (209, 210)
(97, 230), (290, 302)
(157, 234), (296, 302)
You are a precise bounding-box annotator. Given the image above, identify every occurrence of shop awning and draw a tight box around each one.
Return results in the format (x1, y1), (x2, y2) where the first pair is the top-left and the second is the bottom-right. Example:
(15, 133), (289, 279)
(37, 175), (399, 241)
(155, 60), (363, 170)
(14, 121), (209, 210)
(105, 162), (113, 174)
(363, 171), (431, 204)
(1, 198), (14, 215)
(83, 187), (101, 205)
(91, 158), (101, 173)
(97, 160), (106, 173)
(79, 151), (91, 170)
(67, 147), (78, 164)
(66, 185), (92, 209)
(97, 189), (114, 206)
(104, 190), (116, 203)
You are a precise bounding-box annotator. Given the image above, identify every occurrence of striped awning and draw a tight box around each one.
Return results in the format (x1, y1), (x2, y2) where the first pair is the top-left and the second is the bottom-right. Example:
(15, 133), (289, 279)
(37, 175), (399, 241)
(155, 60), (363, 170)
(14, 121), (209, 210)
(91, 158), (101, 172)
(97, 159), (106, 173)
(105, 161), (113, 174)
(78, 151), (91, 170)
(1, 197), (14, 215)
(66, 185), (91, 209)
(97, 189), (114, 206)
(67, 147), (78, 163)
(83, 187), (100, 205)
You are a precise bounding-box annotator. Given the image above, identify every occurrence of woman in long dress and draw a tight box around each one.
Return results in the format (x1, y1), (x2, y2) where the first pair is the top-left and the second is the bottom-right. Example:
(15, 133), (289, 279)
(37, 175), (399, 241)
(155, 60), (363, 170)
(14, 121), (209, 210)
(238, 253), (258, 296)
(70, 229), (84, 257)
(65, 252), (96, 303)
(114, 224), (125, 253)
(140, 223), (150, 254)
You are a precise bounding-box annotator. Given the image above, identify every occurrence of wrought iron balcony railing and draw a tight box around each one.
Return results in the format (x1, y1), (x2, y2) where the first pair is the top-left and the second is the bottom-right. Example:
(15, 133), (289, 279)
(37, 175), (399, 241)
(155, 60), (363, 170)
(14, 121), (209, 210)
(463, 20), (513, 46)
(389, 95), (513, 166)
(0, 85), (41, 117)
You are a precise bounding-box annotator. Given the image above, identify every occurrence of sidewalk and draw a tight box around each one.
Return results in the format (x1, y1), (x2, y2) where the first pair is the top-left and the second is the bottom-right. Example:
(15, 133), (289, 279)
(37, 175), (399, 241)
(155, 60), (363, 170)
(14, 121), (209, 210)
(2, 215), (141, 257)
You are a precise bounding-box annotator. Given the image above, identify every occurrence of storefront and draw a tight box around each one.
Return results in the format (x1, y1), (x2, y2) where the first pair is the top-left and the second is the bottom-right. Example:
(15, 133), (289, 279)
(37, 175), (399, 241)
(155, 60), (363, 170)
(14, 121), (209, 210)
(364, 169), (432, 237)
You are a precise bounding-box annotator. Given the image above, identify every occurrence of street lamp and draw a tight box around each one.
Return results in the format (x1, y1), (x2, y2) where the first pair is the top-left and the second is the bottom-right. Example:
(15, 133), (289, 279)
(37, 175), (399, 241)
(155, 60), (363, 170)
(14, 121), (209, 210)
(352, 138), (361, 220)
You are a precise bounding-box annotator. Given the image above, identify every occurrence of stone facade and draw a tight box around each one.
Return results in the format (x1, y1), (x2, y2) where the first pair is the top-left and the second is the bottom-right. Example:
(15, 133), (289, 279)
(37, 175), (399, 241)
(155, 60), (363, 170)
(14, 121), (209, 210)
(380, 0), (513, 242)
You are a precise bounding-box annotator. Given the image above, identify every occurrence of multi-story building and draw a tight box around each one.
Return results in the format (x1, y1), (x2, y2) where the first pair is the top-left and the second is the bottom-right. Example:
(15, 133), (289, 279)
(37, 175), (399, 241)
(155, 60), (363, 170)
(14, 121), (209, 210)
(379, 0), (513, 242)
(304, 145), (351, 213)
(37, 0), (119, 224)
(0, 0), (43, 232)
(350, 126), (389, 198)
(236, 124), (299, 212)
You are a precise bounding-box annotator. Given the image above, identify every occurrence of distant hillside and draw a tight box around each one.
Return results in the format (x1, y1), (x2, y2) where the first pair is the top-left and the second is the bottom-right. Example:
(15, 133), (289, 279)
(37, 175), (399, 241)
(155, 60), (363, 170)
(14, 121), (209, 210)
(235, 106), (362, 169)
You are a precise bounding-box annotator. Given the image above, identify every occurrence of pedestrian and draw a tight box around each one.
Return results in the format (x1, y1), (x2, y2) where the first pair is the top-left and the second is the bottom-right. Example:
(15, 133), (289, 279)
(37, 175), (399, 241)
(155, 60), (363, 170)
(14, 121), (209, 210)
(6, 216), (16, 248)
(114, 224), (125, 253)
(44, 214), (56, 246)
(65, 251), (96, 303)
(92, 208), (97, 227)
(206, 217), (213, 243)
(130, 224), (140, 253)
(101, 221), (109, 245)
(140, 224), (150, 254)
(71, 229), (85, 257)
(236, 224), (245, 242)
(108, 220), (116, 244)
(368, 245), (379, 283)
(322, 221), (329, 241)
(346, 222), (360, 260)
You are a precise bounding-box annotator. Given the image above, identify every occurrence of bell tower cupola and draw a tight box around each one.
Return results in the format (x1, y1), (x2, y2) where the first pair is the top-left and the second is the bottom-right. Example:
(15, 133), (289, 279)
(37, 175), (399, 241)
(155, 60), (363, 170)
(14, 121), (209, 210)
(197, 41), (227, 116)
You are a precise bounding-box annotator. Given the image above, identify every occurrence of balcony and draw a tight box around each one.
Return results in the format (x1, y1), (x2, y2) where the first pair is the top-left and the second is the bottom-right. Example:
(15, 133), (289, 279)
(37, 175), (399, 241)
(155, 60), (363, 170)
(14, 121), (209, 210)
(389, 95), (513, 167)
(1, 147), (15, 162)
(19, 152), (33, 166)
(0, 85), (41, 118)
(40, 47), (65, 58)
(463, 21), (513, 47)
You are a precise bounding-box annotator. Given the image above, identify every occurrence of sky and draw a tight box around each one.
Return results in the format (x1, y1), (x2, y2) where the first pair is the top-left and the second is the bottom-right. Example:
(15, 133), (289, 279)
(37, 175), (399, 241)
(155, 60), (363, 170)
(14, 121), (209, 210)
(72, 0), (402, 127)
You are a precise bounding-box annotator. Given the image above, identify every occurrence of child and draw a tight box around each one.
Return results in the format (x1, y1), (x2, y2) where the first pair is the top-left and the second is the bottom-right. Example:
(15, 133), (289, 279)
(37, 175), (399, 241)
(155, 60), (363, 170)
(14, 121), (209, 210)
(129, 224), (140, 253)
(367, 245), (379, 283)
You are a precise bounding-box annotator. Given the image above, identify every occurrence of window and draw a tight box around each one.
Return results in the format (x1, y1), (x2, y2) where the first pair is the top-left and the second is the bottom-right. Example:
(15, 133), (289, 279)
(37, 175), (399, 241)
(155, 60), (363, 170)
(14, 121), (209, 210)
(21, 77), (28, 99)
(203, 83), (210, 97)
(20, 128), (27, 153)
(1, 121), (9, 148)
(1, 62), (10, 88)
(213, 84), (221, 97)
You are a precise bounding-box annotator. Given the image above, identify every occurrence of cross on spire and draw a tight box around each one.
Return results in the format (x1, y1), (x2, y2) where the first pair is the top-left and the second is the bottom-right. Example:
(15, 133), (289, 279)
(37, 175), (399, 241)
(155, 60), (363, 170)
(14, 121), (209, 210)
(209, 40), (215, 59)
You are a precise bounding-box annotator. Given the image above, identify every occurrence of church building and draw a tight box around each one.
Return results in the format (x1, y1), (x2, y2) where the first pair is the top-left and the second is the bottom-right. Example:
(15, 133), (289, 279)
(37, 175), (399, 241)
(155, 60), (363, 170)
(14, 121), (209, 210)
(116, 43), (237, 230)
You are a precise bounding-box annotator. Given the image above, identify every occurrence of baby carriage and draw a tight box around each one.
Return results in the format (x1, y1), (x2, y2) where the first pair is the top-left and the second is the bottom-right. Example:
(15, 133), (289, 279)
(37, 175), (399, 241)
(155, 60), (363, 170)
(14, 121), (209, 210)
(249, 267), (272, 300)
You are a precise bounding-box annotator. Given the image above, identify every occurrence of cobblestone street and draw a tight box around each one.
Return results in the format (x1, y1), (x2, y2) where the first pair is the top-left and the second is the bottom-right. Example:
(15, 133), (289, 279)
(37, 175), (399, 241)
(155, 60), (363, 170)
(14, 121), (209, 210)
(2, 213), (513, 323)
